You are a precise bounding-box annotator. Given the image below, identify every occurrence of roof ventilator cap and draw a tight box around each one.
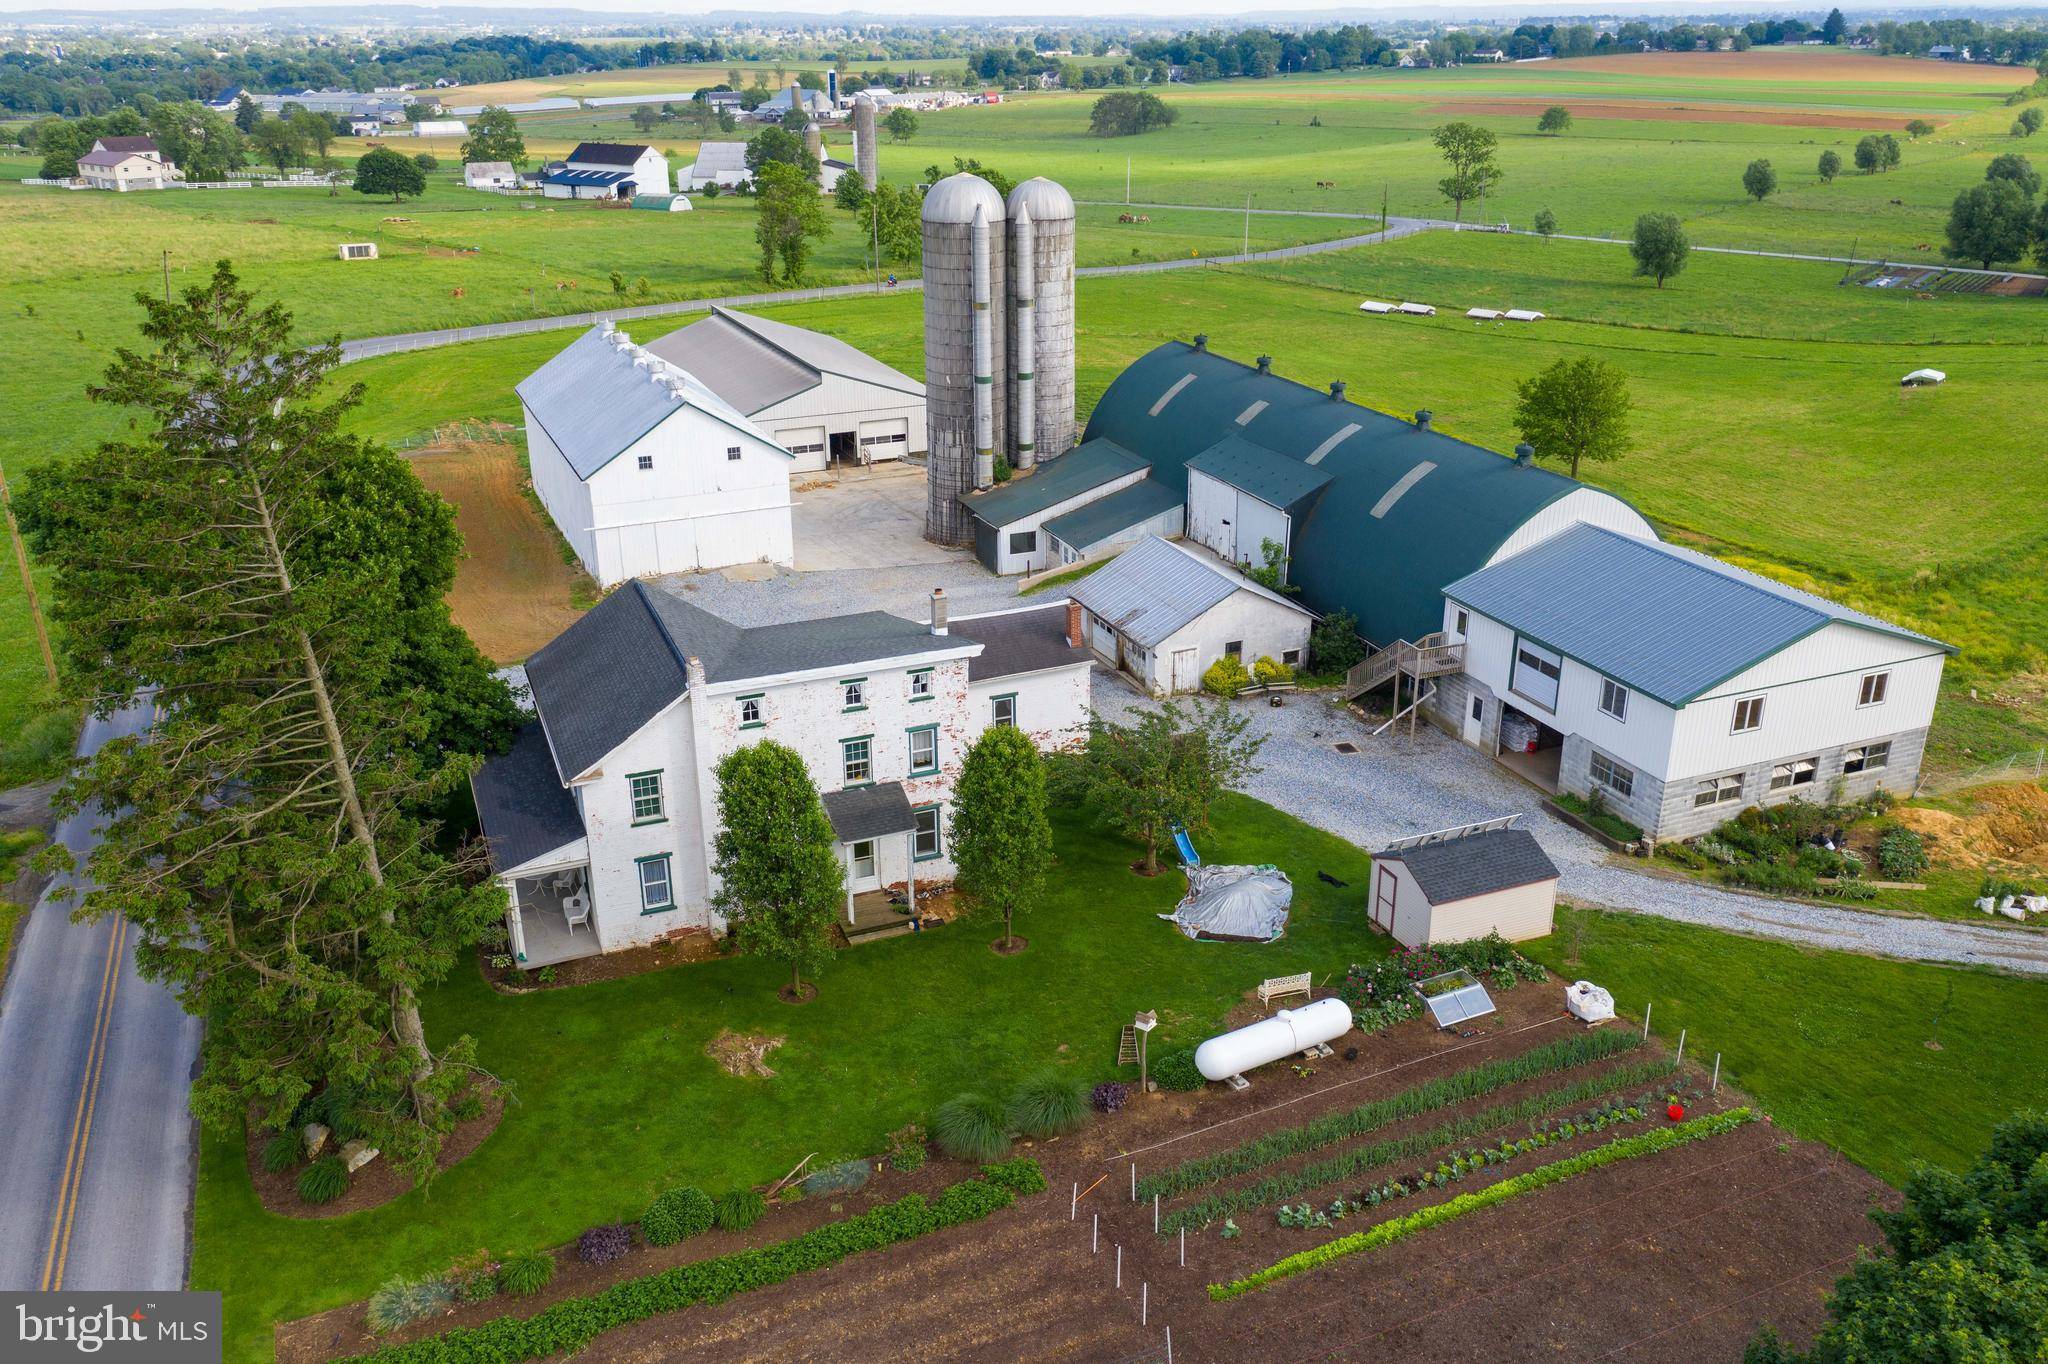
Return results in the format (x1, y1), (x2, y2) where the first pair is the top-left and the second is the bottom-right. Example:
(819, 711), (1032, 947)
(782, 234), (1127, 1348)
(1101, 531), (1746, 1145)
(1255, 355), (1272, 375)
(1192, 334), (1208, 353)
(1514, 443), (1535, 466)
(1414, 409), (1433, 430)
(1329, 380), (1346, 401)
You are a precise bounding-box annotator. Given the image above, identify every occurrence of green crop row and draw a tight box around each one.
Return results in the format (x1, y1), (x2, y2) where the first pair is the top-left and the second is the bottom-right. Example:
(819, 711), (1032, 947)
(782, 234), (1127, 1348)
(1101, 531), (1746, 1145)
(1208, 1109), (1756, 1300)
(1139, 1028), (1645, 1202)
(346, 1159), (1045, 1364)
(1161, 1057), (1677, 1235)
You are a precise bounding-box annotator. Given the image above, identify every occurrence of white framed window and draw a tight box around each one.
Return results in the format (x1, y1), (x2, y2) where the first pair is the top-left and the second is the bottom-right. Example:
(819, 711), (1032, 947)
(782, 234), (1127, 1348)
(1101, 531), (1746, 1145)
(990, 694), (1017, 728)
(1008, 530), (1037, 555)
(1858, 672), (1890, 707)
(908, 725), (938, 774)
(1454, 609), (1469, 637)
(628, 771), (664, 823)
(1589, 751), (1635, 800)
(1511, 638), (1563, 711)
(908, 668), (933, 700)
(637, 855), (674, 911)
(841, 736), (872, 785)
(1224, 640), (1243, 659)
(725, 445), (742, 461)
(637, 453), (654, 471)
(738, 695), (763, 728)
(851, 839), (876, 881)
(1598, 678), (1629, 722)
(1770, 757), (1818, 791)
(1694, 773), (1744, 808)
(1732, 696), (1766, 733)
(912, 805), (942, 860)
(1843, 741), (1891, 774)
(842, 678), (866, 710)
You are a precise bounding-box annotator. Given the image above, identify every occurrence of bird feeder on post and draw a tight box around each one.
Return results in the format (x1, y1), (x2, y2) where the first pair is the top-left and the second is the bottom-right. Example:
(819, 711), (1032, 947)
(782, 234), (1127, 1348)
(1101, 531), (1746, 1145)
(1134, 1010), (1158, 1094)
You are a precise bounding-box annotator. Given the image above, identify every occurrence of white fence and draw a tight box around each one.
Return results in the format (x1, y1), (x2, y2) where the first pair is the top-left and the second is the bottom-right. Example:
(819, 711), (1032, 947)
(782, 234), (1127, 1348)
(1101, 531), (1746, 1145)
(1919, 748), (2048, 796)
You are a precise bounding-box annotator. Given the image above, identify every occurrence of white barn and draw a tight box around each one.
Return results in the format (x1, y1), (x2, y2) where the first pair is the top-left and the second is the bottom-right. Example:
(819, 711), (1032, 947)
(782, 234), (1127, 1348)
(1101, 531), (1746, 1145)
(463, 161), (519, 190)
(1369, 822), (1560, 948)
(516, 323), (795, 587)
(678, 141), (751, 191)
(544, 142), (669, 200)
(643, 307), (926, 471)
(77, 136), (177, 190)
(1434, 524), (1953, 840)
(1066, 536), (1314, 694)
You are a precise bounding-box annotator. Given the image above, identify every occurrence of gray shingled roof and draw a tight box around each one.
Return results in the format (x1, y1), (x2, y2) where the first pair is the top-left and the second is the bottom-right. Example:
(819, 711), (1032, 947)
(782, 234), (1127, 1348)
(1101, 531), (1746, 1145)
(1068, 537), (1311, 651)
(1186, 435), (1334, 514)
(958, 439), (1147, 527)
(524, 581), (974, 780)
(515, 326), (769, 480)
(472, 722), (588, 873)
(642, 307), (922, 417)
(1444, 524), (1953, 708)
(951, 603), (1090, 680)
(821, 782), (916, 842)
(1377, 827), (1559, 905)
(1043, 477), (1183, 553)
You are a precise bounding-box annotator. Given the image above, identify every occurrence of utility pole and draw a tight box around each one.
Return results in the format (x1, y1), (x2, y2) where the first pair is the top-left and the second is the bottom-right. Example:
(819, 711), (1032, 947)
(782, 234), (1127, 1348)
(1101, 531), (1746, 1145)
(1243, 192), (1251, 255)
(1381, 182), (1389, 236)
(162, 249), (171, 301)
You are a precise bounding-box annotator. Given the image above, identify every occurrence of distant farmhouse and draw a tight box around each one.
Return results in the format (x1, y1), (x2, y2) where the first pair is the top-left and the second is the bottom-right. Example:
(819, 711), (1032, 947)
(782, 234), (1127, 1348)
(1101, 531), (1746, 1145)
(516, 323), (796, 586)
(462, 161), (519, 190)
(77, 135), (177, 190)
(543, 142), (668, 200)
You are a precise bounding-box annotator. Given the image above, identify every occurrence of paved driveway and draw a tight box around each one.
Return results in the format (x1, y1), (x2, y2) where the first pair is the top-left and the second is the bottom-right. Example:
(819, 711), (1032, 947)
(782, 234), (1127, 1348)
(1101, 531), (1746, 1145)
(790, 461), (959, 572)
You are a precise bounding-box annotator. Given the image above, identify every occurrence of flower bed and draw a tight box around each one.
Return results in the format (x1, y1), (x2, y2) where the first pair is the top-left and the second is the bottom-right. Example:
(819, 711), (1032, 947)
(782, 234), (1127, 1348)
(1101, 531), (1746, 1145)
(1159, 1057), (1677, 1234)
(1140, 1028), (1643, 1204)
(1208, 1109), (1755, 1300)
(345, 1160), (1045, 1364)
(1334, 935), (1546, 1034)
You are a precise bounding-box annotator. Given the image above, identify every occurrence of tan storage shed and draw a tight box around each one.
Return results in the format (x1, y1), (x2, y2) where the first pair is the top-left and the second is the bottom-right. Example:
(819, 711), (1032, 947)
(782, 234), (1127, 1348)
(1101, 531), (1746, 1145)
(1370, 819), (1559, 948)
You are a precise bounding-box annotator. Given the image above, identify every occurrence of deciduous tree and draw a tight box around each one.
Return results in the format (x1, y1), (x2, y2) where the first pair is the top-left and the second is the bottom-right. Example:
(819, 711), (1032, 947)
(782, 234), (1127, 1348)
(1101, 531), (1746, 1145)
(1817, 149), (1842, 182)
(745, 124), (816, 179)
(1985, 152), (2040, 197)
(461, 106), (526, 167)
(1536, 105), (1572, 135)
(354, 146), (425, 202)
(251, 116), (305, 174)
(1431, 121), (1501, 222)
(1742, 158), (1777, 201)
(710, 741), (843, 999)
(1854, 132), (1900, 173)
(1068, 699), (1265, 876)
(950, 726), (1052, 953)
(1904, 118), (1935, 139)
(1945, 180), (2035, 269)
(1628, 211), (1690, 287)
(1514, 356), (1635, 480)
(1088, 90), (1177, 137)
(753, 160), (830, 284)
(18, 264), (514, 1183)
(882, 106), (919, 142)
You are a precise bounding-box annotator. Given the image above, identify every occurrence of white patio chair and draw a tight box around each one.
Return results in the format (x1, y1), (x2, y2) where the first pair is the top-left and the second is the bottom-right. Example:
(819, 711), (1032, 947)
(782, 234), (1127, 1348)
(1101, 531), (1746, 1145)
(561, 892), (591, 934)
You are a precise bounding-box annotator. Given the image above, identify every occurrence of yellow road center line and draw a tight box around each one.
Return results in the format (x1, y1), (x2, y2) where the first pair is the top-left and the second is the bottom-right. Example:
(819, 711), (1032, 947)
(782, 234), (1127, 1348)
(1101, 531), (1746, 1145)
(39, 915), (125, 1292)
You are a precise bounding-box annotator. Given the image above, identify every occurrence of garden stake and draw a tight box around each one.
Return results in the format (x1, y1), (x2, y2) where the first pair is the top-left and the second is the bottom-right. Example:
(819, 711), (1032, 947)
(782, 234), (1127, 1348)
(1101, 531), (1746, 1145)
(1093, 1214), (1099, 1253)
(1131, 1162), (1137, 1201)
(1180, 1226), (1185, 1266)
(1712, 1053), (1722, 1093)
(1166, 1326), (1173, 1363)
(1117, 1245), (1123, 1288)
(1642, 1001), (1652, 1040)
(1143, 1282), (1148, 1326)
(1071, 1182), (1077, 1220)
(1676, 1028), (1686, 1066)
(1154, 1193), (1160, 1232)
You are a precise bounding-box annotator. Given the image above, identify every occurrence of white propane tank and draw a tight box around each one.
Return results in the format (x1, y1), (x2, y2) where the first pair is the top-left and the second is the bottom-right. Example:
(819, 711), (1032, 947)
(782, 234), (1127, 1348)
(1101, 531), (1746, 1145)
(1194, 997), (1353, 1083)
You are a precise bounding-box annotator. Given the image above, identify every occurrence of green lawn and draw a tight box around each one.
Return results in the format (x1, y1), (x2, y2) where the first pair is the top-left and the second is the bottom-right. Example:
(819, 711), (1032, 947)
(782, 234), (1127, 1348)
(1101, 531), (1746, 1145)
(1523, 906), (2048, 1186)
(0, 829), (42, 979)
(191, 793), (1383, 1364)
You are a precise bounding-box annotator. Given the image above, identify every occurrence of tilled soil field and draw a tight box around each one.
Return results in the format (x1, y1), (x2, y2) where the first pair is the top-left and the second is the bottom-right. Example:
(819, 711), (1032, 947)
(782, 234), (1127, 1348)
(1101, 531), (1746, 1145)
(290, 983), (1895, 1363)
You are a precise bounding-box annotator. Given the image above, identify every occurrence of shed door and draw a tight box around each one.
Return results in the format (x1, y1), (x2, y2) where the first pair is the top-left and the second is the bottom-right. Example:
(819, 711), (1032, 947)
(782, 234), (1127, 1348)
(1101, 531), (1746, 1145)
(1372, 864), (1398, 932)
(1170, 648), (1198, 694)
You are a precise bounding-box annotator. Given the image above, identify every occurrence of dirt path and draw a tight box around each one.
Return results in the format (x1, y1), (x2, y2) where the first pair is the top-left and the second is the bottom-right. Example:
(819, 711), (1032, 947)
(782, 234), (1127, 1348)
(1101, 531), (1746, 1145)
(408, 441), (587, 664)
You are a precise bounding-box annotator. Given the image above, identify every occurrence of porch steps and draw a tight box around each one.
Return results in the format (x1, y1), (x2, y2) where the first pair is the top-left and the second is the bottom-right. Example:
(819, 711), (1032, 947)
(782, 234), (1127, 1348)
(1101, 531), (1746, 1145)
(844, 919), (918, 946)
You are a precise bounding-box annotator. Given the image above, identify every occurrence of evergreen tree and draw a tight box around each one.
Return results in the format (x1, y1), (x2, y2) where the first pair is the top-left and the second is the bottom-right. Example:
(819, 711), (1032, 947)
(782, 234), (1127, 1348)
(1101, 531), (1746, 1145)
(950, 726), (1052, 953)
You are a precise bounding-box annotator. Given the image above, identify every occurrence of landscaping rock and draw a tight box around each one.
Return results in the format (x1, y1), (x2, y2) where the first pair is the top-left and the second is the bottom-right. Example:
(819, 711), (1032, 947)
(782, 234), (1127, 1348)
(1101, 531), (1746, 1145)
(303, 1123), (330, 1158)
(340, 1139), (380, 1173)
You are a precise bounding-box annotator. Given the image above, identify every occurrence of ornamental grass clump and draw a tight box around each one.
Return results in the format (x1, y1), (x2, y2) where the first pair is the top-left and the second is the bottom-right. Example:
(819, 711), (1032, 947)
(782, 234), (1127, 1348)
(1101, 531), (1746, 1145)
(931, 1093), (1011, 1163)
(640, 1187), (714, 1247)
(365, 1274), (455, 1333)
(1008, 1071), (1090, 1138)
(262, 1130), (302, 1174)
(713, 1190), (765, 1232)
(297, 1156), (349, 1206)
(496, 1251), (554, 1297)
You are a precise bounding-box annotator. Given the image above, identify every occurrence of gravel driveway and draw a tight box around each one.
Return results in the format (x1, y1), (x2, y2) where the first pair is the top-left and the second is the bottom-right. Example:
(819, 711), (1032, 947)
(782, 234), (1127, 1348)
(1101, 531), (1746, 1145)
(1091, 676), (2048, 978)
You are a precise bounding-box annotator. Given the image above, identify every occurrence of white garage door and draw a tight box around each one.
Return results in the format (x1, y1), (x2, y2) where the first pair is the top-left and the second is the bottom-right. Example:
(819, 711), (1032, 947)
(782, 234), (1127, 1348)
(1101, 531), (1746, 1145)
(858, 417), (910, 462)
(776, 425), (827, 471)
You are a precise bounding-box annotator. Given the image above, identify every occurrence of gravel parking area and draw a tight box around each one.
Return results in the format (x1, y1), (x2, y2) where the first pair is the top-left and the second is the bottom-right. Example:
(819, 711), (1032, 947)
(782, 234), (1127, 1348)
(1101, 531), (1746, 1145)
(1092, 675), (2048, 978)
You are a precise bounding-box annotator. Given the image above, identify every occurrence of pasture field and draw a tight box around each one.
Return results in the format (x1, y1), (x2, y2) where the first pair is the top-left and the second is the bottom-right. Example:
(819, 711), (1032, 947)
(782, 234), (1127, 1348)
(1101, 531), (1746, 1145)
(331, 232), (2048, 774)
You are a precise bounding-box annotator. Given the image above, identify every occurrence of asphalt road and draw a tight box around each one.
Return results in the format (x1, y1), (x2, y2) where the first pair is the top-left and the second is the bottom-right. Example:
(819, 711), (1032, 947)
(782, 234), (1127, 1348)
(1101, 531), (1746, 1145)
(0, 698), (202, 1292)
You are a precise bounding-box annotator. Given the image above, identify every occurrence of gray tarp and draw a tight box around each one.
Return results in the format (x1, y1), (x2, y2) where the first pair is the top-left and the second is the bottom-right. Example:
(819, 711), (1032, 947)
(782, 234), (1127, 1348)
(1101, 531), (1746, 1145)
(1161, 865), (1292, 942)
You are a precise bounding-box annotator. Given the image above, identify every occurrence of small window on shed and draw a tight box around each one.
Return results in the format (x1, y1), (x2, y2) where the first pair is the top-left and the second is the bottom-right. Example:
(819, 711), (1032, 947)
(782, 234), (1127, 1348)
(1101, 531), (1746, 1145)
(637, 454), (654, 471)
(725, 445), (743, 461)
(1224, 640), (1243, 659)
(1282, 648), (1301, 667)
(1008, 530), (1038, 555)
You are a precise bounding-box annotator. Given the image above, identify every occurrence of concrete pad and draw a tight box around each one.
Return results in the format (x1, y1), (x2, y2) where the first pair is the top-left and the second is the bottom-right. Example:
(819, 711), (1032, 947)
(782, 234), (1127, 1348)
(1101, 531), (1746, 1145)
(792, 462), (966, 572)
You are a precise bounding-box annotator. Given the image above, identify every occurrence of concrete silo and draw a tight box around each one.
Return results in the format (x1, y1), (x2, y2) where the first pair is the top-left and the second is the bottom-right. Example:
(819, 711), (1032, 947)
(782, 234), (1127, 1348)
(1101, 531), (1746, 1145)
(851, 96), (878, 190)
(1006, 177), (1077, 467)
(921, 173), (1009, 546)
(803, 120), (823, 167)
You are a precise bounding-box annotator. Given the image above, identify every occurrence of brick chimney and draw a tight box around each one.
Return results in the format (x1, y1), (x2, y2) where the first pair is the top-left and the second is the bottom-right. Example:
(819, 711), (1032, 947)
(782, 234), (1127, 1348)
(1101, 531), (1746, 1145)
(1065, 599), (1084, 649)
(929, 587), (948, 637)
(685, 654), (706, 692)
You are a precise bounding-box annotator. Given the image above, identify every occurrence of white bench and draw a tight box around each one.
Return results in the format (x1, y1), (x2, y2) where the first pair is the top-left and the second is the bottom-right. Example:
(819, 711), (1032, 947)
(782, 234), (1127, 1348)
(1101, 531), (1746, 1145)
(1258, 972), (1313, 1009)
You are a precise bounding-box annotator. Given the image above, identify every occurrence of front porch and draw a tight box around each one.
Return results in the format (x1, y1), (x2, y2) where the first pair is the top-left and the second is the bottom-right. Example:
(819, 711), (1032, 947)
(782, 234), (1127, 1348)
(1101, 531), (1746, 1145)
(508, 867), (604, 969)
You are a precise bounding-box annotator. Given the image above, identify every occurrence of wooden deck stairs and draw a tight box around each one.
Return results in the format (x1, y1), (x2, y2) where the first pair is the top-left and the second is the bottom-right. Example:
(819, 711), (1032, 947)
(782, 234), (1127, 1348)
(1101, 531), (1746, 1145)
(1344, 633), (1466, 738)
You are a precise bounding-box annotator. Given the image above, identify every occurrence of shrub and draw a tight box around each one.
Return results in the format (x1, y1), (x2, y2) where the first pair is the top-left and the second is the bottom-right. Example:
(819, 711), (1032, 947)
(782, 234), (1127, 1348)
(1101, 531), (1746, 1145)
(1152, 1048), (1204, 1093)
(451, 1091), (486, 1123)
(1251, 655), (1293, 686)
(366, 1274), (455, 1333)
(981, 1156), (1049, 1196)
(294, 1083), (364, 1144)
(1202, 654), (1251, 698)
(297, 1157), (348, 1205)
(414, 152), (439, 170)
(931, 1093), (1011, 1162)
(800, 1157), (871, 1197)
(1308, 609), (1366, 674)
(262, 1129), (302, 1174)
(640, 1187), (714, 1246)
(714, 1190), (766, 1231)
(496, 1251), (554, 1296)
(1876, 825), (1929, 880)
(577, 1224), (631, 1265)
(1007, 1071), (1090, 1138)
(446, 1251), (500, 1304)
(886, 1123), (927, 1172)
(1091, 1082), (1130, 1114)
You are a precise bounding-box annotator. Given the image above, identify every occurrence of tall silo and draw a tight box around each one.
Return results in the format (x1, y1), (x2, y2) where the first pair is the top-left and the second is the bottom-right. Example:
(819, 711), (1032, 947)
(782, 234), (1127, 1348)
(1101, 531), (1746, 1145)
(803, 119), (823, 177)
(1006, 177), (1078, 466)
(852, 96), (878, 190)
(921, 173), (1008, 546)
